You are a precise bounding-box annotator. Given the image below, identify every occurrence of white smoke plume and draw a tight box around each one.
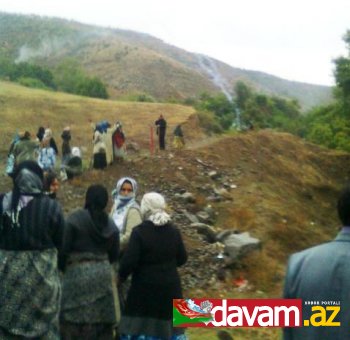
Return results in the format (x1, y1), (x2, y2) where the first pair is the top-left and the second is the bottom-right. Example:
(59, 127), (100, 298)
(196, 54), (241, 128)
(15, 37), (69, 63)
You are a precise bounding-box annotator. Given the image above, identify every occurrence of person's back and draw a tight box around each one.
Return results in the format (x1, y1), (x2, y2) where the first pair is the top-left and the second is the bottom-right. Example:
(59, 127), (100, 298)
(60, 184), (120, 339)
(118, 192), (187, 340)
(173, 125), (183, 137)
(121, 220), (187, 284)
(283, 185), (350, 339)
(155, 115), (167, 150)
(38, 138), (56, 172)
(173, 124), (185, 149)
(61, 127), (71, 164)
(0, 161), (64, 339)
(65, 156), (83, 179)
(13, 132), (38, 165)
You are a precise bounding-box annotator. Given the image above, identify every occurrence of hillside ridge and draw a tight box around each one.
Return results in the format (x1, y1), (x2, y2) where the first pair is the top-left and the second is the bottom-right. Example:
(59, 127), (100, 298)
(0, 12), (332, 110)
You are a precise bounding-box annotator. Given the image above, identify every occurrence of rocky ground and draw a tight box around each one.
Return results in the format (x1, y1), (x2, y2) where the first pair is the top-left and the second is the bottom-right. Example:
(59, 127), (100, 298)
(2, 129), (350, 303)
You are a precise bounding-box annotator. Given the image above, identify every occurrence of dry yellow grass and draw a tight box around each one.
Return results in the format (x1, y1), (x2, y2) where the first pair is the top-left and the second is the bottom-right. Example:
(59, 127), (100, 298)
(0, 80), (196, 158)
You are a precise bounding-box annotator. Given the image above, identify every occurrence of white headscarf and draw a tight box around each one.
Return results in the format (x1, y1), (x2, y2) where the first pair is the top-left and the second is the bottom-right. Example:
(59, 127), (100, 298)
(141, 192), (171, 226)
(71, 147), (81, 157)
(44, 128), (52, 139)
(111, 177), (138, 232)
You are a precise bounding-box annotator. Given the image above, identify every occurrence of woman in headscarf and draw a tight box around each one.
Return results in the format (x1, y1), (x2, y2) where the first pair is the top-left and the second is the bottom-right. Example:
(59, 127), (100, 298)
(0, 160), (65, 339)
(36, 126), (45, 142)
(110, 177), (142, 253)
(44, 128), (59, 155)
(64, 146), (83, 180)
(60, 184), (120, 339)
(118, 192), (188, 340)
(92, 127), (107, 169)
(38, 136), (56, 172)
(112, 122), (126, 162)
(43, 170), (60, 199)
(61, 126), (72, 165)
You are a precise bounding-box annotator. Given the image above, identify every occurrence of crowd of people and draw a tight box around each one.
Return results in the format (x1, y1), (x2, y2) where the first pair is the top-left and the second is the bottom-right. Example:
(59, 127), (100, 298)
(2, 114), (350, 339)
(6, 126), (83, 184)
(0, 160), (188, 339)
(6, 116), (186, 180)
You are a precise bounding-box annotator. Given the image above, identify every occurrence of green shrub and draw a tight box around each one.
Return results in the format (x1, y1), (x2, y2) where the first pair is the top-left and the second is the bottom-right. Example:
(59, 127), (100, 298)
(18, 77), (48, 89)
(197, 110), (223, 134)
(136, 93), (155, 102)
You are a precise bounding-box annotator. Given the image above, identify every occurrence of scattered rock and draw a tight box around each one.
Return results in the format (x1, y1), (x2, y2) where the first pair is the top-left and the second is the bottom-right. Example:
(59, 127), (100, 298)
(183, 210), (199, 223)
(223, 232), (261, 264)
(208, 170), (220, 179)
(191, 222), (217, 243)
(178, 192), (196, 203)
(196, 211), (211, 223)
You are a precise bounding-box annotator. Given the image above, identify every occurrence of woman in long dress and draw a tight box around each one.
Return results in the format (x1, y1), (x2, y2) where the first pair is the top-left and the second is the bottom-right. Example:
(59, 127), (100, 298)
(0, 160), (65, 339)
(118, 192), (188, 340)
(60, 184), (120, 339)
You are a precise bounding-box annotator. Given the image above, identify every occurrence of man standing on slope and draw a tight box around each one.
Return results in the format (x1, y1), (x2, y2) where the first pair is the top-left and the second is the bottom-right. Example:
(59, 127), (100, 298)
(283, 185), (350, 339)
(155, 114), (167, 150)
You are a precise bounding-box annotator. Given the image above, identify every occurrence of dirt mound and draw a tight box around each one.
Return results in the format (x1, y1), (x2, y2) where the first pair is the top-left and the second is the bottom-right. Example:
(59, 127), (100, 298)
(52, 130), (350, 298)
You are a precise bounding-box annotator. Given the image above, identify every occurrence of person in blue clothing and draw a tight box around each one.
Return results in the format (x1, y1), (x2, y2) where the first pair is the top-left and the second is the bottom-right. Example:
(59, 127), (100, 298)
(283, 185), (350, 339)
(38, 137), (56, 172)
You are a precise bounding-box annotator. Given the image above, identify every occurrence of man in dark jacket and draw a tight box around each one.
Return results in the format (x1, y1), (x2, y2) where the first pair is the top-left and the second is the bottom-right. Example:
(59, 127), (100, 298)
(155, 115), (167, 150)
(283, 185), (350, 339)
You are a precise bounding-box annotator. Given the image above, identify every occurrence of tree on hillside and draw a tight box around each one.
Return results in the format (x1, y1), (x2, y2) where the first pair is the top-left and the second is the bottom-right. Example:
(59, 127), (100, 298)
(234, 81), (253, 110)
(196, 93), (236, 130)
(233, 81), (301, 132)
(298, 30), (350, 152)
(53, 58), (108, 99)
(76, 77), (108, 99)
(334, 30), (350, 110)
(0, 59), (56, 89)
(53, 59), (84, 93)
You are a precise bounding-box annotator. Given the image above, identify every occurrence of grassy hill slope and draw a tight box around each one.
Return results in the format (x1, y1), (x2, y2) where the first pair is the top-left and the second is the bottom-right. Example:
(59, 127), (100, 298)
(0, 12), (333, 110)
(0, 80), (197, 157)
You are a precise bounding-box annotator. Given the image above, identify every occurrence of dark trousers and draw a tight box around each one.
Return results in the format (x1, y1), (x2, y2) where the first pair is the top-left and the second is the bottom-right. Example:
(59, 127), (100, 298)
(159, 131), (166, 150)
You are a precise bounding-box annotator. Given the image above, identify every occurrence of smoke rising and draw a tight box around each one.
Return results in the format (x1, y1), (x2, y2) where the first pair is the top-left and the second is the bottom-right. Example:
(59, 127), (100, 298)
(197, 54), (241, 128)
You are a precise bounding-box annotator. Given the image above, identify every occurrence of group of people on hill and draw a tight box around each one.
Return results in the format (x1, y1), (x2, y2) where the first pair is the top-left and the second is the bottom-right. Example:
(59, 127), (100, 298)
(6, 126), (83, 182)
(91, 120), (126, 170)
(0, 160), (187, 339)
(155, 115), (185, 150)
(91, 115), (185, 170)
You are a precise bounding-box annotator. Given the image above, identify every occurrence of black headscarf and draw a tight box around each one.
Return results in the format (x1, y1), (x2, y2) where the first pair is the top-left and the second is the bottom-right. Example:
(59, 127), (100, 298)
(36, 126), (45, 142)
(6, 160), (43, 226)
(84, 184), (109, 231)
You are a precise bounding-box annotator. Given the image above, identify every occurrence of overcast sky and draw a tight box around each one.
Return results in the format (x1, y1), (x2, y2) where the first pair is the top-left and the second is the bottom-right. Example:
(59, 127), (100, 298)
(1, 0), (349, 86)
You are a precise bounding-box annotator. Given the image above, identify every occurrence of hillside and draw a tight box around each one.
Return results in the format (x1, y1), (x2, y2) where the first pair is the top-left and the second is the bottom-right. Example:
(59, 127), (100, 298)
(0, 12), (333, 110)
(0, 80), (199, 156)
(1, 82), (350, 339)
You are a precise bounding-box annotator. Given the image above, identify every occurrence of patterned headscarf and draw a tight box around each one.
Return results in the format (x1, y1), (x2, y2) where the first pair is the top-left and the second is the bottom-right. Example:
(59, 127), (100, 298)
(141, 192), (171, 226)
(111, 177), (138, 232)
(3, 160), (43, 227)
